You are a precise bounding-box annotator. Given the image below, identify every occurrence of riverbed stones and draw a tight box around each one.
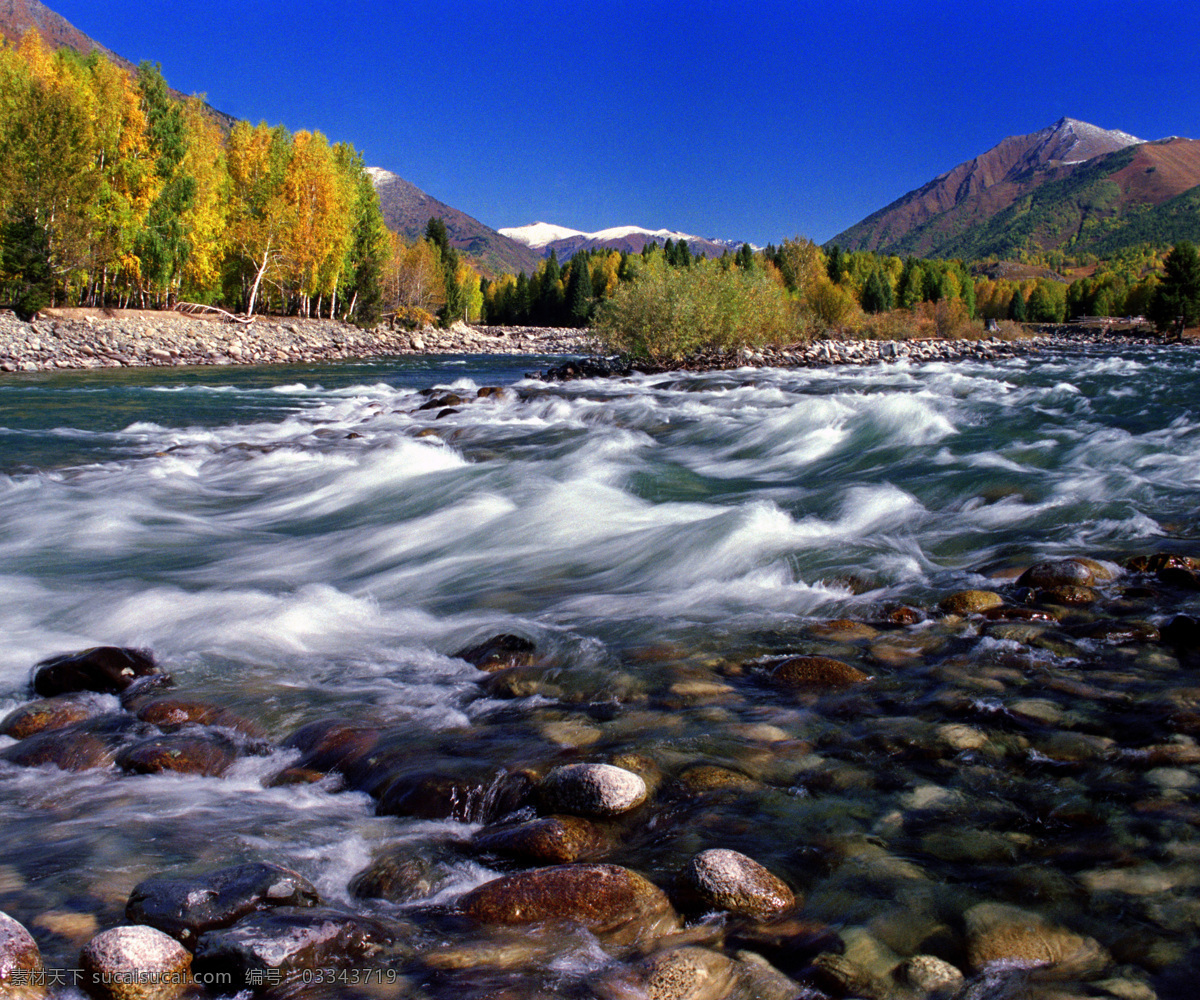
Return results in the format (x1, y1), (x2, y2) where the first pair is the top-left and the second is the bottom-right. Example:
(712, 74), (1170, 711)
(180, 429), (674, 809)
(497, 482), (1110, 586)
(766, 656), (871, 689)
(540, 762), (648, 817)
(127, 863), (321, 945)
(134, 699), (264, 737)
(348, 848), (452, 903)
(938, 590), (1005, 615)
(1, 714), (154, 771)
(897, 954), (964, 992)
(676, 849), (796, 919)
(0, 911), (43, 999)
(32, 646), (163, 698)
(474, 815), (613, 864)
(459, 863), (678, 940)
(192, 907), (395, 986)
(79, 925), (192, 1000)
(964, 901), (1109, 976)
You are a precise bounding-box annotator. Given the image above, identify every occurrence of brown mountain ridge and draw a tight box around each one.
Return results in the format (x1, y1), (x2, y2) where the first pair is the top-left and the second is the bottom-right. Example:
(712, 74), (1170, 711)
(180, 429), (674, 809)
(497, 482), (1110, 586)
(830, 118), (1200, 259)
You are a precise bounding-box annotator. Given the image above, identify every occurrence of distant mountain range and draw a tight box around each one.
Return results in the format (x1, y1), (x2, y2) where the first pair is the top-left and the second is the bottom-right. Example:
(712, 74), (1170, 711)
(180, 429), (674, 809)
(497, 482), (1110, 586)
(500, 222), (752, 260)
(830, 117), (1200, 259)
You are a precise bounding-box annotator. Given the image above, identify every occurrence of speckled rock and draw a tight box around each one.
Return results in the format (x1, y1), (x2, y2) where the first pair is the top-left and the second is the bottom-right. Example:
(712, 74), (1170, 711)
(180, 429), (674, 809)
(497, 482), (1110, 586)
(678, 765), (761, 793)
(0, 911), (44, 999)
(1039, 585), (1097, 606)
(766, 656), (871, 689)
(540, 762), (648, 817)
(964, 901), (1109, 975)
(79, 925), (192, 1000)
(474, 815), (613, 864)
(127, 863), (321, 945)
(676, 849), (796, 919)
(0, 695), (105, 739)
(898, 954), (964, 992)
(938, 590), (1005, 615)
(460, 863), (678, 941)
(595, 946), (738, 1000)
(32, 646), (163, 698)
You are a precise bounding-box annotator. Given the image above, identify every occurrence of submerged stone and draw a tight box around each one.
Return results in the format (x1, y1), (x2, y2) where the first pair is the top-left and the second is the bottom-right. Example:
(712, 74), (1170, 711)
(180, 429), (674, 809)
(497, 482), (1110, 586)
(964, 901), (1109, 976)
(766, 656), (871, 689)
(474, 815), (613, 864)
(192, 907), (394, 986)
(1018, 559), (1097, 589)
(453, 633), (537, 672)
(938, 591), (1005, 615)
(127, 863), (321, 945)
(116, 733), (239, 777)
(0, 695), (104, 740)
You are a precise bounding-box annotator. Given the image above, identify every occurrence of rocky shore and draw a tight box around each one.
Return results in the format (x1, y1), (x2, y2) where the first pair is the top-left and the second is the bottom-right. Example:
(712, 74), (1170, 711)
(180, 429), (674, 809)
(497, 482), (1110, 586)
(0, 308), (591, 372)
(0, 308), (1184, 377)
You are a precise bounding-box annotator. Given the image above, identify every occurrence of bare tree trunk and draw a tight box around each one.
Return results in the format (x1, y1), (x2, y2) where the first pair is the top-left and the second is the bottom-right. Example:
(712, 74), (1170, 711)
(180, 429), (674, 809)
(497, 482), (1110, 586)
(247, 245), (272, 317)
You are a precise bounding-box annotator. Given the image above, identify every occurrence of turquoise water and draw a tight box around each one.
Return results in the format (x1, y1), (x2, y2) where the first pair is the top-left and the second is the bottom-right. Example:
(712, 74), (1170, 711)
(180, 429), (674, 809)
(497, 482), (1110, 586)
(0, 346), (1197, 998)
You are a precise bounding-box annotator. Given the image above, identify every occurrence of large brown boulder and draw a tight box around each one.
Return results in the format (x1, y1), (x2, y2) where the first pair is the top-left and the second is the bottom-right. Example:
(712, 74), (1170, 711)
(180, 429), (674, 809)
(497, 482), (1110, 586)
(0, 696), (103, 739)
(460, 863), (678, 942)
(116, 733), (239, 777)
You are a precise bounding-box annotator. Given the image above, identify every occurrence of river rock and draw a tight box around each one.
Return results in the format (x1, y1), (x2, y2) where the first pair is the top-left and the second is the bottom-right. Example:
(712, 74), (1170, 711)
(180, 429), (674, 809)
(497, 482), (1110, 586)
(595, 945), (738, 1000)
(766, 656), (871, 689)
(0, 695), (104, 739)
(897, 954), (964, 992)
(540, 762), (648, 817)
(134, 699), (265, 737)
(376, 766), (534, 823)
(452, 633), (536, 672)
(32, 647), (163, 698)
(474, 815), (613, 864)
(192, 907), (394, 986)
(116, 733), (239, 777)
(460, 863), (678, 941)
(1, 714), (153, 771)
(1038, 585), (1097, 606)
(1018, 559), (1097, 589)
(281, 719), (381, 775)
(348, 848), (453, 903)
(676, 849), (796, 919)
(0, 910), (44, 999)
(938, 590), (1005, 615)
(79, 925), (192, 1000)
(964, 901), (1109, 976)
(127, 863), (321, 945)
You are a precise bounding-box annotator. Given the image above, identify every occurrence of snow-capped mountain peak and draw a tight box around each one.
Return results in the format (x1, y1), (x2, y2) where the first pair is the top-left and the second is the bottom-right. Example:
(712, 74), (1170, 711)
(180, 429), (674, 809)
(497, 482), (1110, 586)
(498, 222), (588, 249)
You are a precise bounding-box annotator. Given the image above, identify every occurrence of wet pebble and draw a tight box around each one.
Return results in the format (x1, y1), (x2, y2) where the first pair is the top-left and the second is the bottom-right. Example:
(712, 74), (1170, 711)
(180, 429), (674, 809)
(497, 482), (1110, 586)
(79, 925), (191, 1000)
(766, 656), (871, 689)
(676, 848), (796, 920)
(0, 695), (106, 739)
(474, 815), (613, 864)
(540, 762), (648, 817)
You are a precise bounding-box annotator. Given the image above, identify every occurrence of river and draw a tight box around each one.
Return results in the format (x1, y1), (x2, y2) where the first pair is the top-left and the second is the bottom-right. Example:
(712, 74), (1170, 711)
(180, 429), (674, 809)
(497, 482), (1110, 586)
(0, 346), (1197, 999)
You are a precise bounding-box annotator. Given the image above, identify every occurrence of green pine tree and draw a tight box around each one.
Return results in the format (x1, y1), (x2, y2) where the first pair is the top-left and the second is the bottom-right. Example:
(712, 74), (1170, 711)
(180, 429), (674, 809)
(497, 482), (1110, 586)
(565, 252), (595, 326)
(1150, 241), (1200, 337)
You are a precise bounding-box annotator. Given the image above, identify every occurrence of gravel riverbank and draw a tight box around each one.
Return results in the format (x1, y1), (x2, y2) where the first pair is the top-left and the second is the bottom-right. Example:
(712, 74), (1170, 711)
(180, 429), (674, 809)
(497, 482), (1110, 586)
(0, 308), (591, 372)
(0, 308), (1185, 376)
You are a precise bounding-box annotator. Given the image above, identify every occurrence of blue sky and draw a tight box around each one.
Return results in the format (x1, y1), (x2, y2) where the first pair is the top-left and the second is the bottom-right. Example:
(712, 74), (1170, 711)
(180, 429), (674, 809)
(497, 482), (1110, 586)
(49, 0), (1200, 247)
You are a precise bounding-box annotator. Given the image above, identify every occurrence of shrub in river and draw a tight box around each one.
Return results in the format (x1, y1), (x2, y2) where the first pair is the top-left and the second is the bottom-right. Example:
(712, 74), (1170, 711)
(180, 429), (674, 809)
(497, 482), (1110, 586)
(593, 257), (807, 361)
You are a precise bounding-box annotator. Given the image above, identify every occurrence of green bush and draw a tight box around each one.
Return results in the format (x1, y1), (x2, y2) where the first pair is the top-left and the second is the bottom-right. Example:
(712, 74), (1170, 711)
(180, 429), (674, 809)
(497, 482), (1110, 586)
(593, 258), (806, 360)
